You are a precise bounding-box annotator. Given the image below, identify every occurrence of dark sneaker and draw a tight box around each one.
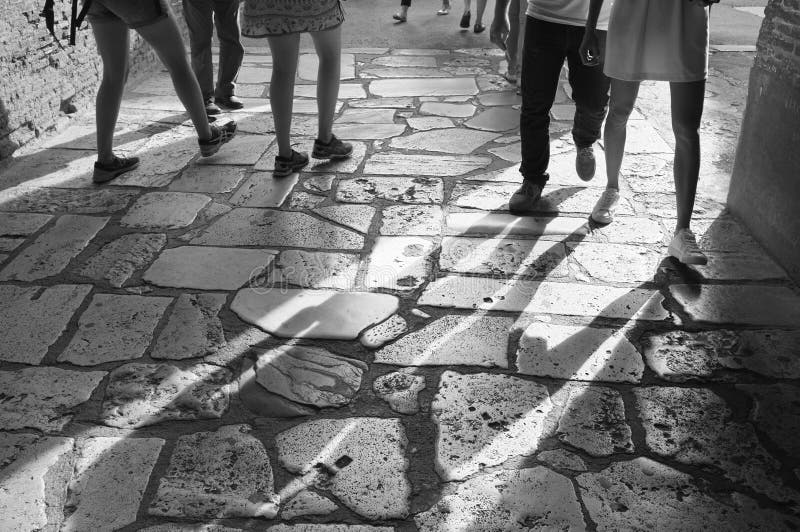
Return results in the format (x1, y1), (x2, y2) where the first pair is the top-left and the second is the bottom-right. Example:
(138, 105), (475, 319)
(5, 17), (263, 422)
(216, 95), (244, 110)
(576, 146), (596, 181)
(312, 134), (353, 160)
(668, 228), (708, 265)
(509, 179), (544, 214)
(92, 156), (140, 184)
(459, 10), (470, 28)
(199, 121), (237, 157)
(205, 98), (221, 116)
(474, 22), (485, 33)
(274, 150), (309, 177)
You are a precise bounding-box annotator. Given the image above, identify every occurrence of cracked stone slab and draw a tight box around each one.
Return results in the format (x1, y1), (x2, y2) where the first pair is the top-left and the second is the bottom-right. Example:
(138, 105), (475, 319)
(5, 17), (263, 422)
(349, 97), (415, 109)
(478, 91), (522, 106)
(420, 277), (668, 321)
(538, 449), (587, 472)
(445, 212), (588, 237)
(380, 205), (443, 235)
(312, 204), (375, 233)
(360, 314), (408, 349)
(695, 252), (789, 281)
(737, 384), (800, 458)
(190, 209), (364, 249)
(0, 188), (137, 214)
(0, 367), (106, 431)
(0, 434), (74, 532)
(334, 123), (406, 140)
(440, 237), (569, 279)
(488, 141), (521, 162)
(63, 437), (164, 532)
(116, 130), (200, 187)
(372, 55), (437, 67)
(169, 164), (248, 193)
(336, 176), (444, 204)
(406, 116), (454, 130)
(363, 153), (490, 176)
(0, 284), (91, 365)
(144, 246), (276, 290)
(669, 284), (800, 327)
(364, 236), (436, 291)
(79, 233), (166, 287)
(101, 363), (231, 428)
(577, 458), (800, 531)
(151, 293), (227, 360)
(281, 491), (338, 519)
(432, 371), (555, 481)
(635, 386), (798, 503)
(151, 425), (277, 519)
(370, 77), (478, 97)
(304, 174), (335, 193)
(230, 171), (299, 207)
(416, 467), (585, 531)
(641, 329), (800, 381)
(276, 418), (411, 519)
(254, 345), (368, 408)
(517, 322), (644, 383)
(268, 526), (392, 532)
(0, 214), (108, 281)
(58, 293), (171, 366)
(232, 288), (399, 340)
(556, 385), (633, 456)
(419, 102), (477, 118)
(270, 250), (360, 290)
(197, 134), (269, 166)
(691, 217), (767, 254)
(589, 216), (665, 245)
(362, 66), (450, 78)
(296, 83), (366, 99)
(373, 369), (426, 414)
(375, 315), (512, 368)
(464, 107), (520, 132)
(619, 119), (673, 154)
(568, 242), (663, 283)
(389, 128), (498, 154)
(337, 108), (397, 123)
(140, 525), (242, 532)
(238, 358), (316, 418)
(0, 212), (52, 236)
(121, 192), (211, 230)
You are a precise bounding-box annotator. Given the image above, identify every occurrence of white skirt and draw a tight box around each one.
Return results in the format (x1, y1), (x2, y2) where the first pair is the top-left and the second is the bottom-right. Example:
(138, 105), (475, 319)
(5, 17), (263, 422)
(604, 0), (709, 82)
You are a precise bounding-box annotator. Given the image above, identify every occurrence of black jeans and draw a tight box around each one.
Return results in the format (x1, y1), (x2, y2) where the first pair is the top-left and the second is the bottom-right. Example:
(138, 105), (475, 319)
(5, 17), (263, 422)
(519, 17), (610, 186)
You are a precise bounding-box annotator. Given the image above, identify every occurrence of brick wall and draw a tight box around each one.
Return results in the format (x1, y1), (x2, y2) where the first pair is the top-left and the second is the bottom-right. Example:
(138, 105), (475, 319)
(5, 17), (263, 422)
(729, 0), (800, 283)
(0, 0), (188, 159)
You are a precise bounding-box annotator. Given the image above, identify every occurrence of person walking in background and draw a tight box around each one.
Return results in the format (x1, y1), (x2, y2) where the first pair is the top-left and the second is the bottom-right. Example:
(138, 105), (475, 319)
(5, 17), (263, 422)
(182, 0), (245, 115)
(85, 0), (236, 184)
(460, 0), (488, 33)
(393, 0), (452, 22)
(580, 0), (716, 265)
(500, 0), (526, 84)
(241, 0), (353, 178)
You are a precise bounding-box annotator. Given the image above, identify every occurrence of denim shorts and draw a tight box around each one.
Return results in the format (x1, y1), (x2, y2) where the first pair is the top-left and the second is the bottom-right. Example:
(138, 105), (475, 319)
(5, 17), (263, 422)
(85, 0), (169, 29)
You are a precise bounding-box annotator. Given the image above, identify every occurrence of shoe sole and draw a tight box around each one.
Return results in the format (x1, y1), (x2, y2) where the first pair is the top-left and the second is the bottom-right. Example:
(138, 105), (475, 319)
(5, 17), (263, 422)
(92, 161), (140, 184)
(312, 148), (353, 160)
(200, 125), (237, 157)
(273, 160), (309, 178)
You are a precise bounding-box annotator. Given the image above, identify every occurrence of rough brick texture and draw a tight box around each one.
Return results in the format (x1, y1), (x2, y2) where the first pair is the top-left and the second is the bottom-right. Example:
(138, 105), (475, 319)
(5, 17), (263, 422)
(0, 0), (187, 159)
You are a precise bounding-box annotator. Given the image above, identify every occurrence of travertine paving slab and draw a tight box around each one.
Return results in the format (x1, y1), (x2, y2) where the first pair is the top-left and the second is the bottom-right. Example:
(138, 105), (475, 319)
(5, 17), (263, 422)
(360, 314), (408, 349)
(669, 284), (800, 326)
(464, 107), (520, 132)
(79, 233), (166, 287)
(238, 359), (316, 418)
(420, 277), (668, 320)
(349, 96), (415, 109)
(1, 236), (25, 252)
(415, 467), (585, 532)
(406, 116), (453, 130)
(538, 449), (587, 472)
(255, 345), (368, 408)
(102, 363), (231, 428)
(0, 212), (52, 236)
(232, 288), (399, 340)
(151, 293), (227, 360)
(478, 91), (522, 106)
(337, 176), (444, 204)
(281, 492), (338, 519)
(364, 236), (436, 291)
(589, 216), (665, 244)
(333, 123), (406, 140)
(2, 149), (96, 189)
(150, 425), (277, 519)
(0, 367), (106, 431)
(312, 204), (376, 233)
(578, 458), (799, 531)
(445, 212), (588, 237)
(372, 369), (425, 414)
(197, 134), (269, 166)
(464, 165), (523, 183)
(230, 172), (299, 207)
(370, 78), (478, 97)
(0, 188), (137, 214)
(116, 131), (199, 187)
(144, 246), (277, 290)
(440, 237), (569, 279)
(389, 128), (498, 154)
(276, 418), (411, 519)
(0, 284), (91, 364)
(304, 174), (335, 193)
(692, 217), (768, 254)
(641, 329), (800, 381)
(568, 242), (663, 283)
(418, 102), (477, 117)
(621, 119), (673, 154)
(336, 108), (397, 124)
(372, 55), (437, 67)
(121, 192), (210, 230)
(191, 209), (364, 249)
(737, 383), (800, 457)
(63, 437), (164, 532)
(635, 386), (797, 503)
(270, 250), (359, 289)
(362, 66), (449, 78)
(139, 525), (242, 532)
(380, 205), (443, 235)
(517, 322), (644, 383)
(364, 153), (490, 176)
(556, 386), (633, 456)
(268, 526), (392, 532)
(488, 141), (521, 162)
(0, 214), (107, 281)
(295, 83), (366, 99)
(0, 434), (73, 532)
(58, 293), (171, 366)
(432, 371), (554, 481)
(695, 252), (789, 281)
(375, 315), (512, 367)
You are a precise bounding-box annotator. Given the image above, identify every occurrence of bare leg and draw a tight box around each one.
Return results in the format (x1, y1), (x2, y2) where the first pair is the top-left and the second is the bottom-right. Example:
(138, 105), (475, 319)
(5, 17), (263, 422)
(475, 0), (487, 25)
(603, 78), (640, 190)
(506, 0), (520, 68)
(136, 15), (212, 140)
(463, 0), (470, 16)
(266, 32), (301, 157)
(90, 20), (130, 164)
(310, 26), (342, 143)
(670, 80), (705, 231)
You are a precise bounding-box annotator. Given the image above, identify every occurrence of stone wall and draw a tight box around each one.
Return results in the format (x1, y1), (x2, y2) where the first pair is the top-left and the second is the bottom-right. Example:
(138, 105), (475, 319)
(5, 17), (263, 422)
(729, 0), (800, 283)
(0, 0), (187, 159)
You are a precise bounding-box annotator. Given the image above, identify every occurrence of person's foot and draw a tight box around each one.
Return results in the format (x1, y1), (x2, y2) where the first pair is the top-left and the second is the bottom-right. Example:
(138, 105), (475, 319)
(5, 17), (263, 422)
(591, 187), (620, 224)
(199, 121), (237, 157)
(205, 98), (221, 116)
(312, 134), (353, 159)
(93, 155), (140, 184)
(460, 11), (471, 28)
(216, 95), (244, 110)
(509, 179), (544, 214)
(474, 22), (486, 33)
(274, 149), (309, 177)
(668, 228), (708, 265)
(503, 62), (518, 84)
(437, 3), (450, 15)
(392, 11), (407, 22)
(576, 146), (596, 181)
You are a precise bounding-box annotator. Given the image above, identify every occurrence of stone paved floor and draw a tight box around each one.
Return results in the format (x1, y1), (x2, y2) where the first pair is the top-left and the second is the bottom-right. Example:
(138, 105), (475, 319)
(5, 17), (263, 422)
(1, 46), (800, 531)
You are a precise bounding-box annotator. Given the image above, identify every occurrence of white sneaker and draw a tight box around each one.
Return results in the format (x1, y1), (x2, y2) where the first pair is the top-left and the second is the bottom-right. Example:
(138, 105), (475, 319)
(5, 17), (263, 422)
(668, 228), (708, 265)
(591, 187), (619, 224)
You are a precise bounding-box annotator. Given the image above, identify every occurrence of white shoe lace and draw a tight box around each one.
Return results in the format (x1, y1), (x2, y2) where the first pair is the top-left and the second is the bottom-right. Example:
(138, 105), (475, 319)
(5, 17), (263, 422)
(595, 188), (619, 212)
(677, 229), (701, 254)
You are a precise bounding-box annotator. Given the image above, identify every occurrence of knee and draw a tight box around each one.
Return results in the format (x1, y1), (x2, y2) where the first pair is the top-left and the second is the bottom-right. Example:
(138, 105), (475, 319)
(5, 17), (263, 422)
(672, 117), (700, 144)
(101, 65), (128, 90)
(606, 100), (633, 126)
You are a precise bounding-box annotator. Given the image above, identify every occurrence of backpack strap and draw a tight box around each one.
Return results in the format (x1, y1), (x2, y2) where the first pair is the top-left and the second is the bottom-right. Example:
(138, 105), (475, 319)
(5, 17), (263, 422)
(69, 0), (93, 45)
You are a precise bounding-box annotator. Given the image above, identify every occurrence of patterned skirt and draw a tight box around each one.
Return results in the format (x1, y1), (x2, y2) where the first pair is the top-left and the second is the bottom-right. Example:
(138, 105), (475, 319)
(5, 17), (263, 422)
(241, 0), (345, 37)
